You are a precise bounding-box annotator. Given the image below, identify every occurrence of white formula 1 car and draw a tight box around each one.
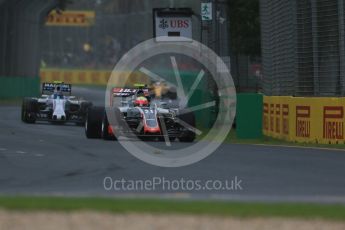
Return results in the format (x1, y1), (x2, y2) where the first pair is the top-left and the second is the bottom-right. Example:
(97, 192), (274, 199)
(21, 82), (92, 125)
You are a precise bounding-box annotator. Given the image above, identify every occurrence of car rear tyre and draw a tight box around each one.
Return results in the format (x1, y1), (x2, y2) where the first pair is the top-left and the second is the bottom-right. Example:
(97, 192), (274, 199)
(21, 98), (37, 124)
(75, 102), (93, 126)
(178, 109), (196, 143)
(85, 106), (104, 139)
(102, 112), (116, 141)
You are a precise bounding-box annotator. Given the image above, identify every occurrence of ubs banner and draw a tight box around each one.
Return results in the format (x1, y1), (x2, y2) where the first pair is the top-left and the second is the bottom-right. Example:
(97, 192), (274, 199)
(263, 96), (345, 144)
(153, 8), (193, 42)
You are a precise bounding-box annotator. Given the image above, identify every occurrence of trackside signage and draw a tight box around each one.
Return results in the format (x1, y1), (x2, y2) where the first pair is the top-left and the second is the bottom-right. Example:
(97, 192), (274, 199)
(282, 104), (289, 135)
(323, 106), (344, 140)
(263, 103), (269, 133)
(154, 9), (193, 42)
(46, 10), (95, 27)
(275, 104), (281, 134)
(201, 3), (212, 21)
(40, 69), (150, 86)
(269, 104), (274, 132)
(263, 96), (345, 144)
(296, 106), (311, 138)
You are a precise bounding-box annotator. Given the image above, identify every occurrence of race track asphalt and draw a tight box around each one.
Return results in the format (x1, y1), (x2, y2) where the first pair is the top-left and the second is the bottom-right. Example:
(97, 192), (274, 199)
(1, 86), (345, 204)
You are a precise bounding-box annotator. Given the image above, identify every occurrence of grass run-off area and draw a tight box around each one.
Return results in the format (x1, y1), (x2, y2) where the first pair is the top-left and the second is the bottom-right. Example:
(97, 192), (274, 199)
(226, 130), (345, 150)
(0, 98), (22, 106)
(0, 197), (345, 221)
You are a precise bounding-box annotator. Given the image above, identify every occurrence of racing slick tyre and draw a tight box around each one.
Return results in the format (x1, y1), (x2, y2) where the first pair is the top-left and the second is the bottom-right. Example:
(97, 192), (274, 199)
(103, 107), (124, 140)
(101, 111), (116, 141)
(178, 109), (196, 143)
(85, 106), (104, 139)
(21, 98), (38, 124)
(76, 102), (93, 126)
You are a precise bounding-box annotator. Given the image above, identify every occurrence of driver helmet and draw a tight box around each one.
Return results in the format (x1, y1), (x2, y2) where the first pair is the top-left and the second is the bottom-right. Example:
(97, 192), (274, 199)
(134, 96), (149, 107)
(136, 89), (145, 97)
(53, 86), (64, 99)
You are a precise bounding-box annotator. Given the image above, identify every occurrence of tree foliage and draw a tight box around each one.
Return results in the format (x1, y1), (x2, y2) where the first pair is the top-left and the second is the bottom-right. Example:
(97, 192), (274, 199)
(228, 0), (261, 56)
(58, 0), (73, 11)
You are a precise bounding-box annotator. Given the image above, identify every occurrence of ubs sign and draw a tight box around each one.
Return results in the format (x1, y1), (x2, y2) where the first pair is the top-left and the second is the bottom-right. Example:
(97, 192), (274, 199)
(153, 8), (193, 42)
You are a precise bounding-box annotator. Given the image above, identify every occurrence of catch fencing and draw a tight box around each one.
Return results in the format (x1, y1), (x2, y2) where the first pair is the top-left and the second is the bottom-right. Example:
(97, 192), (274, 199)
(260, 0), (345, 96)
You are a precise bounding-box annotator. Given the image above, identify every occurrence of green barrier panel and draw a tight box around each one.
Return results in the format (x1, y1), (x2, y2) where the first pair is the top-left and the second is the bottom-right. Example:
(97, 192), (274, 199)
(0, 76), (40, 99)
(236, 93), (263, 139)
(188, 89), (215, 129)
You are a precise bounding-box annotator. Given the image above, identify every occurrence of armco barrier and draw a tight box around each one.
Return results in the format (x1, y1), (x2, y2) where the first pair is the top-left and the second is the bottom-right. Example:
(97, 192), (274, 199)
(236, 93), (263, 139)
(0, 77), (40, 99)
(263, 96), (345, 144)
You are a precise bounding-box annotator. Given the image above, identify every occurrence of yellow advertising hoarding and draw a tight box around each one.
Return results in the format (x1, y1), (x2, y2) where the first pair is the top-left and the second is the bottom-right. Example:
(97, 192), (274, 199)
(40, 69), (150, 86)
(46, 10), (95, 27)
(263, 96), (345, 144)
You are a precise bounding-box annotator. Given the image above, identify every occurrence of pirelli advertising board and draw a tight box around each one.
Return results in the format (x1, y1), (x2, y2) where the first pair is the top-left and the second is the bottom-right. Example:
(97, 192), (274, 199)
(263, 96), (345, 144)
(46, 10), (95, 27)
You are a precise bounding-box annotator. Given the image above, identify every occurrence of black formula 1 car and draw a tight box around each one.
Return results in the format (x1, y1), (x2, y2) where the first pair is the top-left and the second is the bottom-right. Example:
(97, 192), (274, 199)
(85, 86), (196, 142)
(21, 82), (92, 125)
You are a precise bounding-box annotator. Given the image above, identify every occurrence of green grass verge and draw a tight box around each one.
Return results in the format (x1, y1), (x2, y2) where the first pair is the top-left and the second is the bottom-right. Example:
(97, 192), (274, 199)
(0, 197), (345, 221)
(197, 128), (345, 150)
(0, 98), (22, 106)
(226, 130), (345, 150)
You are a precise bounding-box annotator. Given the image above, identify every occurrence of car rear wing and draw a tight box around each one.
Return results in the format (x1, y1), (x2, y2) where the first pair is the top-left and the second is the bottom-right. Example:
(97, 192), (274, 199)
(112, 87), (149, 97)
(42, 82), (72, 95)
(111, 87), (150, 107)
